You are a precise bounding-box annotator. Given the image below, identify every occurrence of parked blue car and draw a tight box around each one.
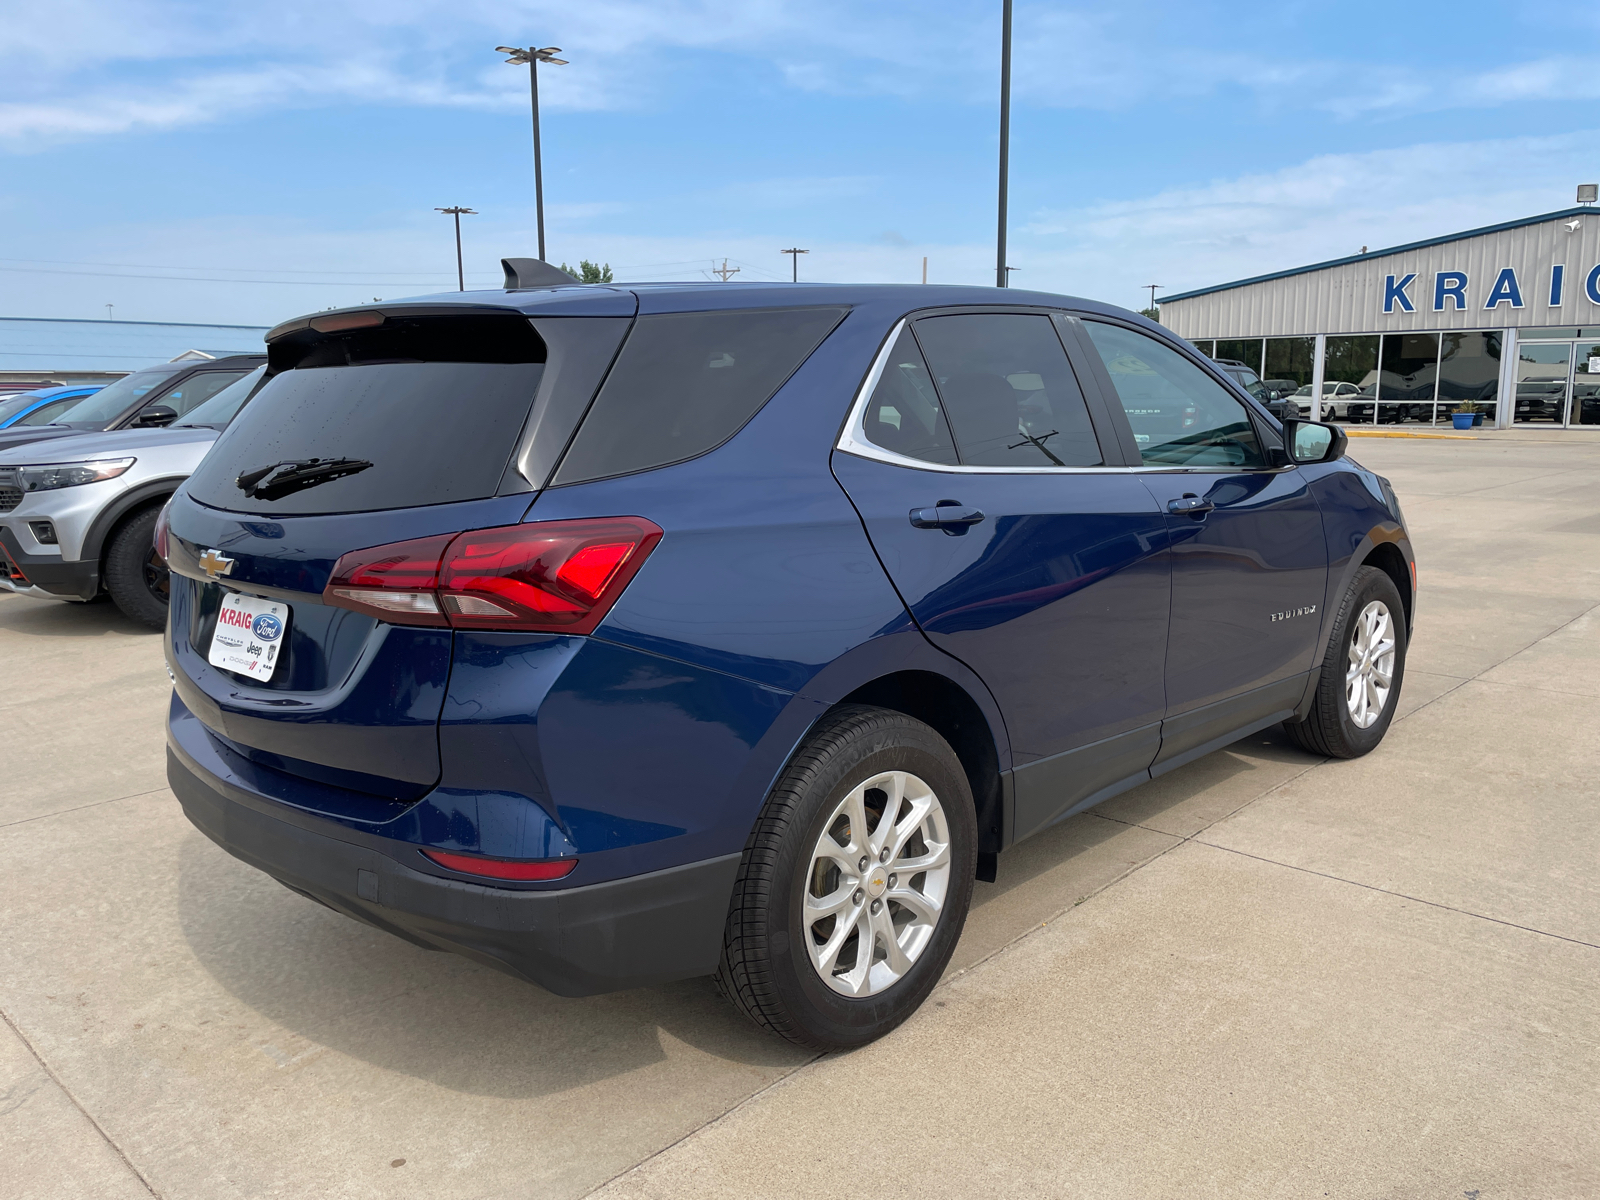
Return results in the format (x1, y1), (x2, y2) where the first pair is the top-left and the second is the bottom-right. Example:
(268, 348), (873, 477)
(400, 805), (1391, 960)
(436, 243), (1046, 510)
(163, 275), (1415, 1048)
(0, 384), (104, 429)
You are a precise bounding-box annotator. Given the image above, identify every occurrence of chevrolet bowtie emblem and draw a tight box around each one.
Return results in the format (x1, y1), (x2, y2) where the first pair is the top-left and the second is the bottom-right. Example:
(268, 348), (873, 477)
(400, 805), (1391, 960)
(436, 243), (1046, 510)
(197, 549), (235, 580)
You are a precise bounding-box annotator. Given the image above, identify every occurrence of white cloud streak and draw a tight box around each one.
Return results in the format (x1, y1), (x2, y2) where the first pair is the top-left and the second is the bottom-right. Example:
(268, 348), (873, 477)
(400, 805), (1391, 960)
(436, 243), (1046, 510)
(0, 0), (1585, 147)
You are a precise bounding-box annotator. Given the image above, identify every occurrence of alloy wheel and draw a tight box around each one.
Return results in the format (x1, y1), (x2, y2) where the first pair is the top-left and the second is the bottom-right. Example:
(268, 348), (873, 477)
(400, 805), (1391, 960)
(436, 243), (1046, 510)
(1346, 599), (1395, 729)
(803, 770), (951, 997)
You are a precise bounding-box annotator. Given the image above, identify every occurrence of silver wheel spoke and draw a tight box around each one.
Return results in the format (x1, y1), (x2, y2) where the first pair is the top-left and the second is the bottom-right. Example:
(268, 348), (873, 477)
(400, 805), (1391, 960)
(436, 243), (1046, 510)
(1344, 599), (1398, 730)
(886, 885), (942, 924)
(803, 767), (952, 998)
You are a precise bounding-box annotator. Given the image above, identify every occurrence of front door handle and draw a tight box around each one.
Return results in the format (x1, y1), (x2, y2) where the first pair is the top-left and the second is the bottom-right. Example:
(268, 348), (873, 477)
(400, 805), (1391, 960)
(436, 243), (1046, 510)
(1168, 494), (1215, 515)
(909, 504), (986, 530)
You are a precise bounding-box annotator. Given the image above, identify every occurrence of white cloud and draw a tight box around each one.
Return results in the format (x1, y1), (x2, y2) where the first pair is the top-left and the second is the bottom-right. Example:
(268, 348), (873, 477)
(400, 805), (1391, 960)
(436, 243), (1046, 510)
(3, 0), (1583, 149)
(1019, 130), (1600, 309)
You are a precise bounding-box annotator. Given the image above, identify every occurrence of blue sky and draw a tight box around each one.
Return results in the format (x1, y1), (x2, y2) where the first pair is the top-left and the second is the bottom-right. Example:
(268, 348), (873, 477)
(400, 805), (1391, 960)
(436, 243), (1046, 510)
(3, 0), (1598, 326)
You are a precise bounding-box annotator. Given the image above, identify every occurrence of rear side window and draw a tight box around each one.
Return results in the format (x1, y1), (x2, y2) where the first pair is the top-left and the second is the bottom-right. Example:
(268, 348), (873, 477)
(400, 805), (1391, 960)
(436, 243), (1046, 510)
(1083, 321), (1265, 468)
(859, 327), (958, 465)
(915, 313), (1102, 467)
(553, 307), (847, 485)
(184, 314), (546, 515)
(15, 397), (83, 426)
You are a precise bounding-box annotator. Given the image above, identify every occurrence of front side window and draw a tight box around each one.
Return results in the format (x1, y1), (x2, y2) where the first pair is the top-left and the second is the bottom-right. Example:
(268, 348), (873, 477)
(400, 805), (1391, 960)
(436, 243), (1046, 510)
(50, 368), (179, 426)
(859, 327), (958, 465)
(147, 369), (251, 419)
(914, 313), (1102, 467)
(1083, 321), (1266, 468)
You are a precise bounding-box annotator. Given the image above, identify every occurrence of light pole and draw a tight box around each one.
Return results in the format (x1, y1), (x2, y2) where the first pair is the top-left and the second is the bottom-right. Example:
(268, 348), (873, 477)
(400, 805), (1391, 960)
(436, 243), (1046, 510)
(996, 0), (1012, 288)
(781, 247), (809, 282)
(497, 44), (569, 261)
(435, 207), (477, 290)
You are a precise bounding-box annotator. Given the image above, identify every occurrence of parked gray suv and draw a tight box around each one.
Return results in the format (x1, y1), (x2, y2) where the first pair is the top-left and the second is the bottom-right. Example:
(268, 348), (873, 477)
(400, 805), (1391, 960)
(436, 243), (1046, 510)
(0, 367), (266, 626)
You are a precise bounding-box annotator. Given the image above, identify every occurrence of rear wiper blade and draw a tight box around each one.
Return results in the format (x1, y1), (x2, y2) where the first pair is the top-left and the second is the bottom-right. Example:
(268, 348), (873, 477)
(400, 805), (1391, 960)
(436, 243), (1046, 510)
(236, 457), (373, 501)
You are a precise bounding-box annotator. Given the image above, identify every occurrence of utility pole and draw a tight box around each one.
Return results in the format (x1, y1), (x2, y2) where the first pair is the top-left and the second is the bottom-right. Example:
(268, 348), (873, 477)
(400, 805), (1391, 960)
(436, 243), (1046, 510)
(711, 259), (741, 282)
(435, 207), (477, 290)
(922, 256), (928, 284)
(104, 304), (113, 320)
(780, 247), (809, 282)
(1145, 284), (1161, 312)
(996, 0), (1013, 288)
(497, 45), (569, 260)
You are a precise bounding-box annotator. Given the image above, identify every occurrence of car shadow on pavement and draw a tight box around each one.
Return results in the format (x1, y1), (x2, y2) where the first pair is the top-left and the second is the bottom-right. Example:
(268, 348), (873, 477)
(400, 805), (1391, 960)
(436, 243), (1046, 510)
(174, 726), (1320, 1097)
(0, 591), (155, 637)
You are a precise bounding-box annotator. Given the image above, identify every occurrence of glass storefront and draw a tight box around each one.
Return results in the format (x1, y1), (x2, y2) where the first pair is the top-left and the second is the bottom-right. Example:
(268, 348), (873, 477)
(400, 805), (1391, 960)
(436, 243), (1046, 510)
(1324, 336), (1379, 421)
(1264, 336), (1315, 389)
(1215, 339), (1263, 372)
(1438, 333), (1502, 423)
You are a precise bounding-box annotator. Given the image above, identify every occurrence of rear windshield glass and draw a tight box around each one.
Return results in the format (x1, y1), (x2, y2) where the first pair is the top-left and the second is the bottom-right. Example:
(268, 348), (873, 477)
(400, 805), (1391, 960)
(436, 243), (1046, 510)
(553, 306), (847, 485)
(184, 315), (546, 515)
(54, 368), (181, 426)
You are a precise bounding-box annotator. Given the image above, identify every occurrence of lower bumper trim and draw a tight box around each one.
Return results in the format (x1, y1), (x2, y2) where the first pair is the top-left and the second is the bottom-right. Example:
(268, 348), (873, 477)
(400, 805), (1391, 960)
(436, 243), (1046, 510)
(168, 746), (740, 997)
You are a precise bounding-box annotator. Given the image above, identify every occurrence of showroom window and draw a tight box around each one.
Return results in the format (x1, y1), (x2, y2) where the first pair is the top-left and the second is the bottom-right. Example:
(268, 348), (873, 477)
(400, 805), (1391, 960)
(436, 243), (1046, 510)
(1437, 332), (1501, 421)
(1324, 335), (1380, 423)
(1214, 339), (1264, 373)
(1264, 336), (1315, 389)
(1377, 333), (1440, 424)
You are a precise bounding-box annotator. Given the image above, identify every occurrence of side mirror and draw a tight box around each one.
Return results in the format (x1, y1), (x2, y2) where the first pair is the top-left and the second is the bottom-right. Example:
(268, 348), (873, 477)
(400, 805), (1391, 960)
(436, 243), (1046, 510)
(1282, 418), (1347, 465)
(133, 404), (177, 428)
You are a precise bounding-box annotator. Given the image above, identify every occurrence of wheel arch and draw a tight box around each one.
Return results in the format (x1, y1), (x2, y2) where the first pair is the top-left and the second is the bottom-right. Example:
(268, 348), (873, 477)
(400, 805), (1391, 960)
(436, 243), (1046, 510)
(85, 478), (186, 568)
(1360, 540), (1413, 632)
(831, 669), (1006, 865)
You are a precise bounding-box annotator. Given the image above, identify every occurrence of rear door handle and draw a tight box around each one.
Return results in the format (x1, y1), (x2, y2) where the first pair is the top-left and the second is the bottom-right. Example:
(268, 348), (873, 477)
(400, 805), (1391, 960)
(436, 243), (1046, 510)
(1168, 495), (1214, 515)
(909, 504), (986, 529)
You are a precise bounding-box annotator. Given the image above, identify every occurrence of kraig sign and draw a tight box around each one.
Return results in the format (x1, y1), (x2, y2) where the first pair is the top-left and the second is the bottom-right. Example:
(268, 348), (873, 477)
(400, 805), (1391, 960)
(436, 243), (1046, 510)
(1383, 265), (1599, 314)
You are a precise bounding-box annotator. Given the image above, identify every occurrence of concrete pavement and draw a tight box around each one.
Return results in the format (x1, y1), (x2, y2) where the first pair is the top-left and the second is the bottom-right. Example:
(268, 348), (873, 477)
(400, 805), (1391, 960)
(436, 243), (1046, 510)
(3, 434), (1597, 1198)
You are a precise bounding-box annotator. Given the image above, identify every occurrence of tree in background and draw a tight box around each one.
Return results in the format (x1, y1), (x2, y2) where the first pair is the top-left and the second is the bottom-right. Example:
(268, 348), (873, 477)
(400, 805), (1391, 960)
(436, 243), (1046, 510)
(560, 260), (614, 283)
(1139, 306), (1161, 323)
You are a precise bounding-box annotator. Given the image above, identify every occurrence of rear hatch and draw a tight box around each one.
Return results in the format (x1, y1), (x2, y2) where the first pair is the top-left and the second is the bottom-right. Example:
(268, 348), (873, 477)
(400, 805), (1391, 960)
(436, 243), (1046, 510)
(165, 301), (634, 811)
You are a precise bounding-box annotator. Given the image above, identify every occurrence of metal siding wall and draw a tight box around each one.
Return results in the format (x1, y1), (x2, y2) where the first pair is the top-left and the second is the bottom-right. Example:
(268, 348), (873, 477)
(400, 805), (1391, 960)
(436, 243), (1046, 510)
(1164, 215), (1600, 340)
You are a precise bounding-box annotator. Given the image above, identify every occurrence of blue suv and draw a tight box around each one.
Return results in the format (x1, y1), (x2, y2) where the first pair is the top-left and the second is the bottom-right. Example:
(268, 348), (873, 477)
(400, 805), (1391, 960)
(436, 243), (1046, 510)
(163, 277), (1414, 1049)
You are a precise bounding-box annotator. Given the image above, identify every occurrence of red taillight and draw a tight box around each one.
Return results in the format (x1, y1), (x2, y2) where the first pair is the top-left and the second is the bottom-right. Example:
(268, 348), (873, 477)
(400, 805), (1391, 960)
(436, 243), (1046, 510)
(324, 517), (663, 635)
(154, 500), (172, 563)
(420, 848), (577, 881)
(325, 533), (455, 626)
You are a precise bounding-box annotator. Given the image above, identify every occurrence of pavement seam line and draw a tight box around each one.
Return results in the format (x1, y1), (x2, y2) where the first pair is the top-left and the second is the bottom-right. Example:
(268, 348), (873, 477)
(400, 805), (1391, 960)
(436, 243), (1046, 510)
(1191, 840), (1600, 951)
(0, 1003), (162, 1198)
(581, 1049), (823, 1196)
(0, 786), (171, 831)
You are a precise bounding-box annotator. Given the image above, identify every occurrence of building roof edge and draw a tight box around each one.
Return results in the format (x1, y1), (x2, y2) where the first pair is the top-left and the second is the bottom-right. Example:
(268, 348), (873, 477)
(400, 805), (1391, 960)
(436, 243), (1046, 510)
(1160, 206), (1595, 305)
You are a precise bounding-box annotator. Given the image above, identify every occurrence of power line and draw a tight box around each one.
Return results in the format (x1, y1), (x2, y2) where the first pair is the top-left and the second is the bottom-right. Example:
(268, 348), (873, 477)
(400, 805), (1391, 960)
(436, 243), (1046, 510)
(0, 256), (461, 279)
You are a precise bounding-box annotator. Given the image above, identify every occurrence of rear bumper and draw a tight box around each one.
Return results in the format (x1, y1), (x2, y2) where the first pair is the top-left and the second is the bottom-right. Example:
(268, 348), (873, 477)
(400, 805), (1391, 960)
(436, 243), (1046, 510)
(167, 733), (741, 997)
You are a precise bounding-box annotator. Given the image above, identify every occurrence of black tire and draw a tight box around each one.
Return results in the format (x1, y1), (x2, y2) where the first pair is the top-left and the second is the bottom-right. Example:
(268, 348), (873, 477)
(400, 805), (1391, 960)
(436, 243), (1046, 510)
(103, 505), (170, 630)
(1284, 565), (1407, 759)
(716, 705), (977, 1051)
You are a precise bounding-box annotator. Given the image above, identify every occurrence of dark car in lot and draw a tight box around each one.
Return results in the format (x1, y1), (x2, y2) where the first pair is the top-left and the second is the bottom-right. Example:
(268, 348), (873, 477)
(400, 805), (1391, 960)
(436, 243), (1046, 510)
(0, 356), (264, 454)
(163, 281), (1414, 1049)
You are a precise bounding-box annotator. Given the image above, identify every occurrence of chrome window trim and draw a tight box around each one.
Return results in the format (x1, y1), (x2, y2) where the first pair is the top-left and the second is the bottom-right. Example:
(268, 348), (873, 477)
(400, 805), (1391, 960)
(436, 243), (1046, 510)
(835, 318), (1286, 476)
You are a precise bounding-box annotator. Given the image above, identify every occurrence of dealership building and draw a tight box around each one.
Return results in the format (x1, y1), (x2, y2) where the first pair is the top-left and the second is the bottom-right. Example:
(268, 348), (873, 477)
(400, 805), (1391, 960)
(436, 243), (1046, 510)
(1159, 202), (1600, 429)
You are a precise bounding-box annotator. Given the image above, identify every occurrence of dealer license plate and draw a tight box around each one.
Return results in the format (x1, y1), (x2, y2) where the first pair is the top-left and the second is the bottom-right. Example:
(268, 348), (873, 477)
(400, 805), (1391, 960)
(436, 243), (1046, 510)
(208, 592), (289, 681)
